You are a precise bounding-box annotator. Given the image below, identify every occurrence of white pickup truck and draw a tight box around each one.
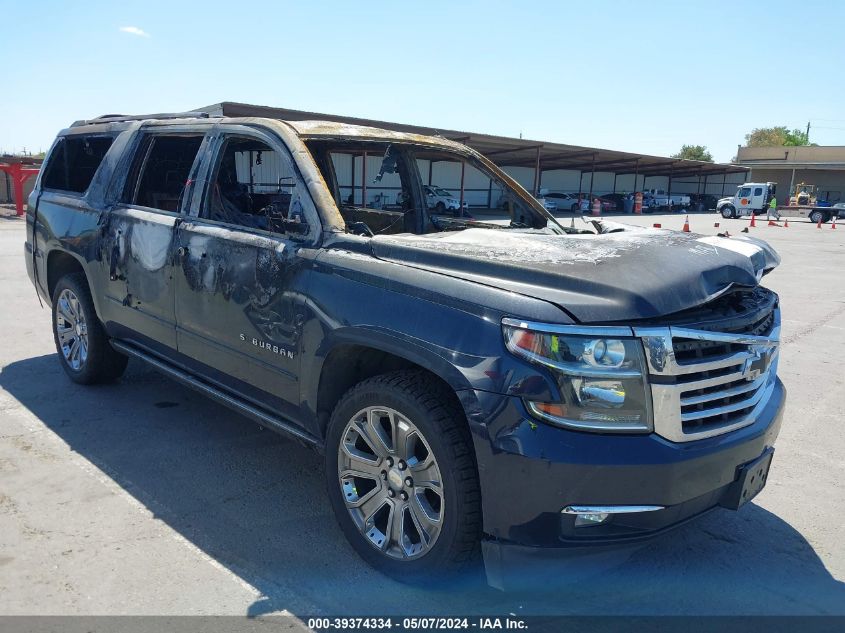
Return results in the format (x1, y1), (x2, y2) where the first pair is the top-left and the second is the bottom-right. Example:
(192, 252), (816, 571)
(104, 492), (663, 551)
(644, 188), (690, 209)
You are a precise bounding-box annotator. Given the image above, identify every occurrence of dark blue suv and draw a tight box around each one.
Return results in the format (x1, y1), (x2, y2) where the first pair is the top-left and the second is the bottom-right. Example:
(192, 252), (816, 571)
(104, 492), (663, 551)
(25, 111), (785, 587)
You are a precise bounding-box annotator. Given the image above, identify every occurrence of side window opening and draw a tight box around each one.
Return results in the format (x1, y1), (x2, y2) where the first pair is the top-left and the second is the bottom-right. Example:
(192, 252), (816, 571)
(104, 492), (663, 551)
(202, 136), (313, 237)
(42, 135), (114, 194)
(123, 134), (204, 212)
(753, 187), (763, 197)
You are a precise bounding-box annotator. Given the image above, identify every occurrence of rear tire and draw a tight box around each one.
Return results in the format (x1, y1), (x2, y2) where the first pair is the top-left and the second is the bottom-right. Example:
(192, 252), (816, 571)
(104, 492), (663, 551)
(809, 210), (825, 224)
(52, 272), (128, 385)
(325, 370), (481, 584)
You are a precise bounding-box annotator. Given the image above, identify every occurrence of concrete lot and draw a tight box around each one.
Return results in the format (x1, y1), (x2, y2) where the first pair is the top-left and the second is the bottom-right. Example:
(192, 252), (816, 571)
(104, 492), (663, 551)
(1, 210), (843, 617)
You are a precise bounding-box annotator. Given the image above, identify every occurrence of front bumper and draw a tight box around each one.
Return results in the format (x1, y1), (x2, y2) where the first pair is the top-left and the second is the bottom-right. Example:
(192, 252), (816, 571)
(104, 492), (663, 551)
(459, 377), (785, 552)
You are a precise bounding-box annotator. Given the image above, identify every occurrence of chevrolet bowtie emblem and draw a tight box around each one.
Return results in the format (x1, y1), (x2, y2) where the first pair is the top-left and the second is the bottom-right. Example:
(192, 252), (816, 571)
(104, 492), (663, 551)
(742, 346), (771, 381)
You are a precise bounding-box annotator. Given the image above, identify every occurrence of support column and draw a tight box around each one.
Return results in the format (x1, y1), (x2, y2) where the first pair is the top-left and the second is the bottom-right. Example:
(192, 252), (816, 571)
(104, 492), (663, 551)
(633, 159), (639, 193)
(362, 151), (368, 207)
(667, 164), (673, 211)
(350, 154), (356, 204)
(533, 146), (541, 196)
(459, 160), (466, 210)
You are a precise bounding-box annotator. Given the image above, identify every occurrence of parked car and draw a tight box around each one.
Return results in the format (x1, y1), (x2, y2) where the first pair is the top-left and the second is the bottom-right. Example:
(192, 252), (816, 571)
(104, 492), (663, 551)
(571, 193), (616, 212)
(535, 195), (558, 212)
(644, 188), (691, 209)
(688, 193), (720, 211)
(542, 191), (581, 212)
(425, 185), (467, 215)
(832, 202), (845, 218)
(27, 110), (785, 589)
(599, 193), (627, 207)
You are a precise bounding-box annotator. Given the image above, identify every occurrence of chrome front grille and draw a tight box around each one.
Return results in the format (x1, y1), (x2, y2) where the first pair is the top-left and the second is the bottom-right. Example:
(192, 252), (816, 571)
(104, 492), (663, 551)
(634, 307), (780, 442)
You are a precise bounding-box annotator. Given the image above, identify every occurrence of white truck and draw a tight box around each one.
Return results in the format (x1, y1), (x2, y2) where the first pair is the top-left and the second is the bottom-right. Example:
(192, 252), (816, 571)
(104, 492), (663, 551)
(716, 182), (836, 224)
(644, 188), (690, 209)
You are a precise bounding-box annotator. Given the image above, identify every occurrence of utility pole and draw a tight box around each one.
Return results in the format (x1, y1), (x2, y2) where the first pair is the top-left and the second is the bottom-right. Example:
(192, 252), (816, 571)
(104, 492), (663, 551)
(806, 121), (811, 142)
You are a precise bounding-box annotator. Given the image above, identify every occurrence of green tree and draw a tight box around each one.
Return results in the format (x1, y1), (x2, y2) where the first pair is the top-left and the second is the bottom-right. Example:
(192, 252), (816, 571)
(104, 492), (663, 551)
(671, 144), (714, 162)
(745, 126), (816, 147)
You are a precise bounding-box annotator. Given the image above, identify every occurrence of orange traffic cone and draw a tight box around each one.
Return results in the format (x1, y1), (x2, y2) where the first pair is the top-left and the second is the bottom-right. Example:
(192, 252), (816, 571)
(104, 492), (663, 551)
(750, 212), (756, 227)
(784, 218), (789, 228)
(682, 216), (690, 232)
(768, 219), (779, 226)
(833, 217), (837, 230)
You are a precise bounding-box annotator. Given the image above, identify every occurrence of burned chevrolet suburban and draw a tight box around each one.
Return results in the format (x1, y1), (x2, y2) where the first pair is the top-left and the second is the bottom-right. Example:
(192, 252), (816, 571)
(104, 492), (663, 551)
(25, 111), (785, 586)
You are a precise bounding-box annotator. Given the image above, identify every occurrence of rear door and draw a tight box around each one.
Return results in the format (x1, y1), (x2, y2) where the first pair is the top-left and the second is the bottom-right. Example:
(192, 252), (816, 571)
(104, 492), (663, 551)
(171, 125), (320, 419)
(101, 129), (208, 351)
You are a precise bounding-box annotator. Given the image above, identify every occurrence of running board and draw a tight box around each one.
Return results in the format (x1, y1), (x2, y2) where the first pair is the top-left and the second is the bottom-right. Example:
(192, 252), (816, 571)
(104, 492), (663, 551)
(110, 340), (321, 449)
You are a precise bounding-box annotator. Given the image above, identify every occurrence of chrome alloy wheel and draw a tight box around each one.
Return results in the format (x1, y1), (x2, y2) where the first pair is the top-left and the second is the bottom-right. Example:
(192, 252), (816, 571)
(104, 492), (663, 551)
(55, 288), (88, 371)
(338, 406), (444, 560)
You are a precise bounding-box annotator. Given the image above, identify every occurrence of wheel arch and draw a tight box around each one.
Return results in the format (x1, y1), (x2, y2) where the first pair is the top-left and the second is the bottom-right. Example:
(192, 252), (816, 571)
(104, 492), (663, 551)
(46, 249), (87, 303)
(310, 334), (472, 441)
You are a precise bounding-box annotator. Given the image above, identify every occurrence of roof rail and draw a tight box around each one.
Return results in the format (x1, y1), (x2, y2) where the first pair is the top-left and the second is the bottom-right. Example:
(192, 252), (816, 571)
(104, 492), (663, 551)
(70, 111), (211, 127)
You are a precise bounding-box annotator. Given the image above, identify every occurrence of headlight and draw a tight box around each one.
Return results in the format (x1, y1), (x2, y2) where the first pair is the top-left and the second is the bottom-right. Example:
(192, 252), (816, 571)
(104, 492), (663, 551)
(502, 319), (652, 432)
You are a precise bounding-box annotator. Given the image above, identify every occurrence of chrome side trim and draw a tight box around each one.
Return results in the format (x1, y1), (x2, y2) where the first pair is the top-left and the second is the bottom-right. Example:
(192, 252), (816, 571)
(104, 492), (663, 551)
(562, 505), (665, 515)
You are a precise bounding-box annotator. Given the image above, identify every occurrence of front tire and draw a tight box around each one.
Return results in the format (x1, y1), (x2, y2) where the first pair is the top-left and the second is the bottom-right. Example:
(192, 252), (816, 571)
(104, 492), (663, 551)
(52, 272), (128, 384)
(721, 205), (735, 219)
(325, 370), (481, 583)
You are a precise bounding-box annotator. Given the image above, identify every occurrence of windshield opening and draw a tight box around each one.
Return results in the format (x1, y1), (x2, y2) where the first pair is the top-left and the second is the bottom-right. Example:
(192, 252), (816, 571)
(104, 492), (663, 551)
(306, 139), (569, 237)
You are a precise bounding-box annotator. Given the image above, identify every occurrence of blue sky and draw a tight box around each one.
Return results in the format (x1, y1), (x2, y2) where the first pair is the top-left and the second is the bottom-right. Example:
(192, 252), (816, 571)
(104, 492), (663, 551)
(2, 0), (844, 162)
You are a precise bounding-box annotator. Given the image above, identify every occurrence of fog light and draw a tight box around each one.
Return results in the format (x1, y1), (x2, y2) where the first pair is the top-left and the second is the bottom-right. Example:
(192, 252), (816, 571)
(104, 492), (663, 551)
(574, 512), (610, 527)
(562, 504), (665, 528)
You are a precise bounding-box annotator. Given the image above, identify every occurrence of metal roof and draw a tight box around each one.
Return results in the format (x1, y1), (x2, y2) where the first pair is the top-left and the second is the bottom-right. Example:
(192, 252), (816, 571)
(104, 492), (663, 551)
(198, 101), (747, 179)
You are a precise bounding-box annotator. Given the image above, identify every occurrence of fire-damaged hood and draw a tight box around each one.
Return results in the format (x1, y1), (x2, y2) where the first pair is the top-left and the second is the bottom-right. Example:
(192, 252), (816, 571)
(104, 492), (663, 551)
(370, 225), (780, 322)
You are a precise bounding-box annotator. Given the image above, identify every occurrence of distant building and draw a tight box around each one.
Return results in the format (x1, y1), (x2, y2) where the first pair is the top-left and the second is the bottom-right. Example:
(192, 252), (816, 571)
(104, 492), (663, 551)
(736, 145), (845, 203)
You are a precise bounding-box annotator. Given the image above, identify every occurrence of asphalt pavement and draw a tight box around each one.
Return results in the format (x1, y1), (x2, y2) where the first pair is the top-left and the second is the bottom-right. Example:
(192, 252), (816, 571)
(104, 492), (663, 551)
(1, 210), (843, 619)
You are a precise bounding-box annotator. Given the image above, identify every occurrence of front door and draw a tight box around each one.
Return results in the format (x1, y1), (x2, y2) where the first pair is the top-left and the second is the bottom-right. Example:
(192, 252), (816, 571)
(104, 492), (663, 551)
(102, 130), (207, 351)
(172, 126), (319, 421)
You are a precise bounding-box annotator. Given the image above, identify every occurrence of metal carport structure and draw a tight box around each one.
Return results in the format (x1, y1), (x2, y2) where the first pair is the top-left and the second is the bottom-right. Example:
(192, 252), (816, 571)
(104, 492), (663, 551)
(199, 101), (748, 204)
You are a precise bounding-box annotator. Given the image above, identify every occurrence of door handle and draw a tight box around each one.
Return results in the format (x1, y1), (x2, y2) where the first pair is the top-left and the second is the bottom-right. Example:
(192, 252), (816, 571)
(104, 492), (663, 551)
(177, 246), (189, 259)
